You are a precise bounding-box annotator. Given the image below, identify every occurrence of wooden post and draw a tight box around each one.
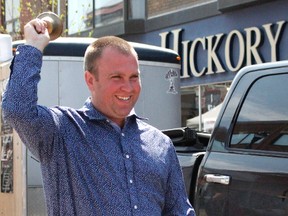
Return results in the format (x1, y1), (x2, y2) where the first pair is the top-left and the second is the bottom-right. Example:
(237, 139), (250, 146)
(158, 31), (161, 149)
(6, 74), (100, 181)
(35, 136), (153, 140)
(0, 61), (25, 216)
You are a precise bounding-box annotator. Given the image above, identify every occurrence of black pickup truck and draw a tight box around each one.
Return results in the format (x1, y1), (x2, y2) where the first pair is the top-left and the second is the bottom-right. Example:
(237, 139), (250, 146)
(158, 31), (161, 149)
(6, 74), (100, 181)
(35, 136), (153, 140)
(163, 61), (288, 215)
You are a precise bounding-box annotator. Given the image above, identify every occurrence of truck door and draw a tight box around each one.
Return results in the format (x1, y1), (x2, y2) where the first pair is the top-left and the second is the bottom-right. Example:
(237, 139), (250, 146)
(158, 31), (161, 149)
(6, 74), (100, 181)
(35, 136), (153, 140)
(195, 65), (288, 216)
(227, 72), (288, 215)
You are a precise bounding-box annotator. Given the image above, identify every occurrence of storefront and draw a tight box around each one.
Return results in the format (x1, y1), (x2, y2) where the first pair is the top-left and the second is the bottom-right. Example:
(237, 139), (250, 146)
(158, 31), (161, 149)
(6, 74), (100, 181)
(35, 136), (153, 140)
(123, 0), (288, 132)
(4, 1), (287, 133)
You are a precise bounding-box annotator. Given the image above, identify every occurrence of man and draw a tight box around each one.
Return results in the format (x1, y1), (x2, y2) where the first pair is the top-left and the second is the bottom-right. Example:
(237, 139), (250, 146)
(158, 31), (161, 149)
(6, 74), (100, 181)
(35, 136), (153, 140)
(2, 18), (195, 215)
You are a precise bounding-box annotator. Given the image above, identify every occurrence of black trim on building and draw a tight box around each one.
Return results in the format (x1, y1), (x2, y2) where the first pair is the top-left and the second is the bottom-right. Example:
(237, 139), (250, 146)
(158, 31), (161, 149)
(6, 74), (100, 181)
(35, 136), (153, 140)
(218, 0), (273, 12)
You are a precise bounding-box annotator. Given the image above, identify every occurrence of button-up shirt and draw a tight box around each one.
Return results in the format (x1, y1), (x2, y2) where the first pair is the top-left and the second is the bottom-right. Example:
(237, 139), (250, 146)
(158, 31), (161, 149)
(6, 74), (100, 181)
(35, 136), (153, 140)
(2, 45), (195, 215)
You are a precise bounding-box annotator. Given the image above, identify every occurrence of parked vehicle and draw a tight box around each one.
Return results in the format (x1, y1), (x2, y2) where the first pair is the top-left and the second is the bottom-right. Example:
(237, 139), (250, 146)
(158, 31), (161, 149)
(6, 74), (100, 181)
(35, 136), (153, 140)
(163, 60), (288, 215)
(2, 34), (288, 215)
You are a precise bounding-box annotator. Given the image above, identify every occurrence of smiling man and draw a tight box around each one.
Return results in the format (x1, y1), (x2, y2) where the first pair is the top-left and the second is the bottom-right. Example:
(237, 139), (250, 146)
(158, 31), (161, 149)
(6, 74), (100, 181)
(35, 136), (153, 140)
(84, 41), (141, 128)
(2, 18), (195, 216)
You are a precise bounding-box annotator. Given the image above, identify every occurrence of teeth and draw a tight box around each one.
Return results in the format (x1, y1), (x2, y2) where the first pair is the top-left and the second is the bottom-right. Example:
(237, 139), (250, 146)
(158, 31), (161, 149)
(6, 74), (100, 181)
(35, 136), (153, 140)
(118, 96), (130, 101)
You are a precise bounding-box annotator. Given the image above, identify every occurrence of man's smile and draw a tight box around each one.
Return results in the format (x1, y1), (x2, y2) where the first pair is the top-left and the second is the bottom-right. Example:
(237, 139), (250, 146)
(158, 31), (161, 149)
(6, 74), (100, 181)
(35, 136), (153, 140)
(116, 96), (131, 101)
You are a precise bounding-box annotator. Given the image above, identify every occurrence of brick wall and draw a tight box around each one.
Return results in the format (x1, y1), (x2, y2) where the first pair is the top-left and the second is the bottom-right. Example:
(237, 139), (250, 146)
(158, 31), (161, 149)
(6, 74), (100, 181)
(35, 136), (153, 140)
(20, 0), (67, 39)
(147, 0), (211, 17)
(20, 0), (53, 38)
(1, 0), (66, 40)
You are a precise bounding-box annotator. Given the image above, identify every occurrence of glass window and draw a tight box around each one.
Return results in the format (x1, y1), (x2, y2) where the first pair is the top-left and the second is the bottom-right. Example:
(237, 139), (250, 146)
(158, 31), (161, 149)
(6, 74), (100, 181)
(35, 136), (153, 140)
(230, 74), (288, 152)
(67, 0), (124, 35)
(182, 82), (229, 133)
(94, 0), (124, 27)
(68, 0), (93, 35)
(5, 0), (20, 34)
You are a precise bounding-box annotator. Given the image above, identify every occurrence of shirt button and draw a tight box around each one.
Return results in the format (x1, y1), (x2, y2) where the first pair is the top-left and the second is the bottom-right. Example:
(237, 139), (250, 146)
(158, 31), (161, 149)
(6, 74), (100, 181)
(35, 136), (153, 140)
(129, 179), (133, 184)
(121, 133), (125, 137)
(134, 205), (138, 210)
(125, 154), (130, 159)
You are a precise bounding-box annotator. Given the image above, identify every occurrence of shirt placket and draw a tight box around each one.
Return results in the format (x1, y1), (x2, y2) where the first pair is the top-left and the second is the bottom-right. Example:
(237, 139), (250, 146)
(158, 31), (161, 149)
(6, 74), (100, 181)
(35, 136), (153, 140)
(120, 131), (140, 215)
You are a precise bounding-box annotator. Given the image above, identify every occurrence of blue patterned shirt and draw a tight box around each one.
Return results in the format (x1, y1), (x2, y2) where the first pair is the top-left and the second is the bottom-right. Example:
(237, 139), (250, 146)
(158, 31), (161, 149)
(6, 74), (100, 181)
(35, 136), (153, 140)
(2, 45), (195, 215)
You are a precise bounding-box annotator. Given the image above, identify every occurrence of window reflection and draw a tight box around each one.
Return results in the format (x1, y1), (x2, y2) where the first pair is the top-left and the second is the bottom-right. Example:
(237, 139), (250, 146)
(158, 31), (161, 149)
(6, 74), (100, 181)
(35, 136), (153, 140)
(67, 0), (124, 35)
(231, 74), (288, 152)
(5, 0), (20, 37)
(68, 0), (93, 35)
(94, 0), (124, 27)
(182, 82), (230, 132)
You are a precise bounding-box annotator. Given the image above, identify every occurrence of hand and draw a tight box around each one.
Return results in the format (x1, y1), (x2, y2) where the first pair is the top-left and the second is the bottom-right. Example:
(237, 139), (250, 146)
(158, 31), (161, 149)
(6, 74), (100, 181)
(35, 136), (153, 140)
(24, 18), (50, 52)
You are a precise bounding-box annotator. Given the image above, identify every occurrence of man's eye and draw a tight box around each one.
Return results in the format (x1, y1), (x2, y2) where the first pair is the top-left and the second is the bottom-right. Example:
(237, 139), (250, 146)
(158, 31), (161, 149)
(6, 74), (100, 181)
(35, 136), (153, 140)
(112, 76), (121, 79)
(131, 75), (139, 80)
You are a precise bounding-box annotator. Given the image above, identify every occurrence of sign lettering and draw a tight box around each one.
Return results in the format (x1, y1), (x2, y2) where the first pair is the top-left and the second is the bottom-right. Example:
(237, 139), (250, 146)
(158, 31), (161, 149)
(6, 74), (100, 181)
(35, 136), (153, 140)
(160, 20), (286, 78)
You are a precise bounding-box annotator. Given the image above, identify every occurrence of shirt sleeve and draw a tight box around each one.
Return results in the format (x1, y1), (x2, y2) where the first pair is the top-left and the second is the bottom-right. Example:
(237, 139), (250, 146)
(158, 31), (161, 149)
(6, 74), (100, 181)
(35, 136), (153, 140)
(163, 140), (196, 216)
(2, 45), (57, 161)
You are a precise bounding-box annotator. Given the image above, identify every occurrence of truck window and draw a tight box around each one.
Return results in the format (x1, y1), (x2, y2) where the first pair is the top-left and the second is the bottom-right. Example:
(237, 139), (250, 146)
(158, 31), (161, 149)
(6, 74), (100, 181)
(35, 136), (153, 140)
(230, 74), (288, 152)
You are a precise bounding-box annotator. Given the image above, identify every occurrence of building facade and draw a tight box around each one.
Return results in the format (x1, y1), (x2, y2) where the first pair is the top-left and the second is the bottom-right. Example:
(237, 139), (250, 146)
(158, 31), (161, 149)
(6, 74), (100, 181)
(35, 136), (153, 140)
(1, 0), (287, 131)
(71, 0), (288, 132)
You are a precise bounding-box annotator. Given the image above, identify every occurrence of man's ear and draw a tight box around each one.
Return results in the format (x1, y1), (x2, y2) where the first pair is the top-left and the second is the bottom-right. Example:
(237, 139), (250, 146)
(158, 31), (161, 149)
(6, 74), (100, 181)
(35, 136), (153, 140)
(84, 70), (95, 91)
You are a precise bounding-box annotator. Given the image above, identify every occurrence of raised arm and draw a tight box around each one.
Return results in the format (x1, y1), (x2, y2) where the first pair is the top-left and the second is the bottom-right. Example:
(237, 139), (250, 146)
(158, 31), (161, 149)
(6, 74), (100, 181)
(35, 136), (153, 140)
(2, 19), (56, 161)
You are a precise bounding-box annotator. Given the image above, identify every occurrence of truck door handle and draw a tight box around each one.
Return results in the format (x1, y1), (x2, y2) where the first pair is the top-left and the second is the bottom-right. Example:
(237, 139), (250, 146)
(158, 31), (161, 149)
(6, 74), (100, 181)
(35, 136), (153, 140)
(204, 174), (230, 185)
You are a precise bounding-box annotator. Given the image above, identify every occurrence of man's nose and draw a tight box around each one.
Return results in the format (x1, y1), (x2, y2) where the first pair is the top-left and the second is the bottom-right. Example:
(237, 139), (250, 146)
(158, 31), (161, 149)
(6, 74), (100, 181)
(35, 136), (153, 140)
(120, 80), (134, 92)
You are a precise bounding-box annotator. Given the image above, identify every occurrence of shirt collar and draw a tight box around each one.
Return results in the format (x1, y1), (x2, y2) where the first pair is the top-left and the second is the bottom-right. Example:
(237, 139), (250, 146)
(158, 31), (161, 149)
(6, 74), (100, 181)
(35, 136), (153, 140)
(78, 97), (147, 121)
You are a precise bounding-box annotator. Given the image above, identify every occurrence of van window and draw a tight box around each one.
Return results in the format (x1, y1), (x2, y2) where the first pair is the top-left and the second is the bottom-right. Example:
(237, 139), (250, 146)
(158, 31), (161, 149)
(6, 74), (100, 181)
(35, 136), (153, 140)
(230, 74), (288, 152)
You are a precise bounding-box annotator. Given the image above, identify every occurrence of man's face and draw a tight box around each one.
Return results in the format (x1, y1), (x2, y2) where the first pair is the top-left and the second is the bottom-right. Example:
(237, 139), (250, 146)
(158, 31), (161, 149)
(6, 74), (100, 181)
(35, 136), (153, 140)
(85, 46), (141, 127)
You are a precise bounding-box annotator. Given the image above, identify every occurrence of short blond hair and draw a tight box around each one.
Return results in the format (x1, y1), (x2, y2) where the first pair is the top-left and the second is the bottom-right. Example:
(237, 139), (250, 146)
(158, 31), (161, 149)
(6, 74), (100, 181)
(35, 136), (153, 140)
(84, 36), (138, 77)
